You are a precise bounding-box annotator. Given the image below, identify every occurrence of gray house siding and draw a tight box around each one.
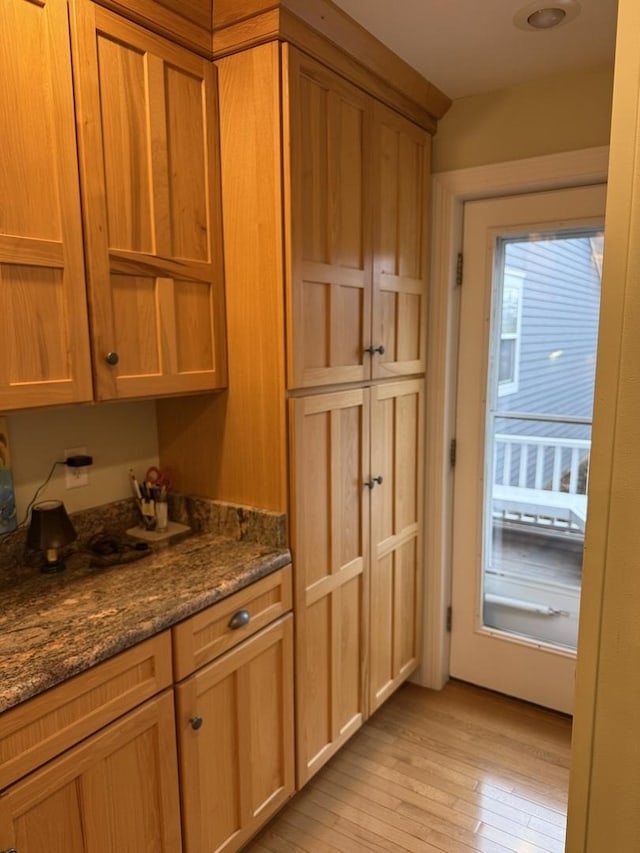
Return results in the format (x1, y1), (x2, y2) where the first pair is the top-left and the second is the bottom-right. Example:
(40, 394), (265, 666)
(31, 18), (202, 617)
(493, 234), (602, 491)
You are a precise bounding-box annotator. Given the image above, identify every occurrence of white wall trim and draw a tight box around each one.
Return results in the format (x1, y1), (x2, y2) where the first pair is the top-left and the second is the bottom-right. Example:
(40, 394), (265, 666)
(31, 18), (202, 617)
(413, 145), (610, 690)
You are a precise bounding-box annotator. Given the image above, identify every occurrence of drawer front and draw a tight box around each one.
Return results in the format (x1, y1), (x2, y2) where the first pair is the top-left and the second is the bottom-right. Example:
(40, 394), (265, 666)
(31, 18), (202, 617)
(0, 631), (172, 790)
(172, 564), (292, 679)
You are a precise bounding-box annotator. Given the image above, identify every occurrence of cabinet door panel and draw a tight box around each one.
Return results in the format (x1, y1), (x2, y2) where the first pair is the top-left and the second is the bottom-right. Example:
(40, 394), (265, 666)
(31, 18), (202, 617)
(372, 104), (430, 379)
(291, 389), (369, 784)
(0, 0), (92, 409)
(71, 0), (226, 400)
(287, 47), (371, 389)
(369, 379), (424, 712)
(176, 616), (294, 853)
(0, 692), (182, 853)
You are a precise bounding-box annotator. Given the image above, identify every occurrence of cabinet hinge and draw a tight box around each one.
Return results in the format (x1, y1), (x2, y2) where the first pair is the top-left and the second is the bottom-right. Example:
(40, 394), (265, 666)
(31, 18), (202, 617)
(446, 605), (452, 632)
(456, 252), (464, 287)
(449, 438), (457, 468)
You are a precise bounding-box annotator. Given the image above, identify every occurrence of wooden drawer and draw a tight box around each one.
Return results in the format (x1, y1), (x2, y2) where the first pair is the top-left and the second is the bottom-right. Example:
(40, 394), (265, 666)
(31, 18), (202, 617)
(172, 565), (292, 680)
(0, 631), (172, 791)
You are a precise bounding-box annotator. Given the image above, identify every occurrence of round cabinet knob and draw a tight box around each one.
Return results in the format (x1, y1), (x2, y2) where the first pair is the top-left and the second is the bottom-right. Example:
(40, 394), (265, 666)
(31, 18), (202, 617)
(373, 475), (384, 485)
(190, 715), (203, 731)
(105, 351), (119, 366)
(228, 609), (251, 630)
(1, 848), (18, 853)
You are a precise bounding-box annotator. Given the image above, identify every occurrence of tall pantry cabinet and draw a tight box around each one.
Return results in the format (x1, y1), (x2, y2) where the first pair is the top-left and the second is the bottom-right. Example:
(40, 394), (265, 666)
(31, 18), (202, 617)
(287, 47), (430, 781)
(157, 8), (449, 787)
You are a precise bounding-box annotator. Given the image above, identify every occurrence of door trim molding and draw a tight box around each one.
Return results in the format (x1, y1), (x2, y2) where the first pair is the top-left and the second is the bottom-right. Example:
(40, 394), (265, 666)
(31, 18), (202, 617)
(414, 145), (610, 689)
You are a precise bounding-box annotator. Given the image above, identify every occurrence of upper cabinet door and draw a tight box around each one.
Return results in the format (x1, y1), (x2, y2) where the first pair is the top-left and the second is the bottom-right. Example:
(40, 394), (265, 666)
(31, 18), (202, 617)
(372, 103), (430, 380)
(286, 47), (372, 390)
(0, 0), (93, 411)
(70, 0), (227, 401)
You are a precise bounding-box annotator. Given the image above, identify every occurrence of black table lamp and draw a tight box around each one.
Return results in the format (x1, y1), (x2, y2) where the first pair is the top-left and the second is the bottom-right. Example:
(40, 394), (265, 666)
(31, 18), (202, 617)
(27, 500), (77, 573)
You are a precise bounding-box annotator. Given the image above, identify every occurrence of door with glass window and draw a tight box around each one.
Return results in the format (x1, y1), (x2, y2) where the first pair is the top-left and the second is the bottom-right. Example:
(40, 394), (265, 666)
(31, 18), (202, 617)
(449, 184), (606, 713)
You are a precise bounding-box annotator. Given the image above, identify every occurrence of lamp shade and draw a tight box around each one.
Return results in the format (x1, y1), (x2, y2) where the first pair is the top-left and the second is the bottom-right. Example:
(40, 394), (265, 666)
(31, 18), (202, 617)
(27, 500), (77, 550)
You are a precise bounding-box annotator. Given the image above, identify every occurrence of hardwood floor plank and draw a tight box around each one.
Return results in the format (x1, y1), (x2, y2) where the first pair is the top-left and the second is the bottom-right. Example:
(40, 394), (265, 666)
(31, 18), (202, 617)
(365, 713), (569, 803)
(374, 705), (570, 788)
(278, 808), (364, 853)
(243, 681), (571, 853)
(290, 792), (409, 853)
(381, 692), (570, 771)
(301, 784), (444, 852)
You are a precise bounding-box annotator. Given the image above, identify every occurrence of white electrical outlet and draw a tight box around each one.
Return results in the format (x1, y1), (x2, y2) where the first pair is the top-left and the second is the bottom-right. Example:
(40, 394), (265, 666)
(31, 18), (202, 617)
(64, 446), (90, 489)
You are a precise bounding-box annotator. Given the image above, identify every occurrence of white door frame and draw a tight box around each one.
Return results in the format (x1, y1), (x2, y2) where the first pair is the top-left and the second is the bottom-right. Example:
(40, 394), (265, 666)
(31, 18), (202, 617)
(413, 145), (610, 690)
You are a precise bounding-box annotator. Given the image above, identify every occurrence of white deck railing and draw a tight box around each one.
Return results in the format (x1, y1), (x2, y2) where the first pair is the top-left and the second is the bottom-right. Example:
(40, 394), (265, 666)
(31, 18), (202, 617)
(492, 433), (590, 533)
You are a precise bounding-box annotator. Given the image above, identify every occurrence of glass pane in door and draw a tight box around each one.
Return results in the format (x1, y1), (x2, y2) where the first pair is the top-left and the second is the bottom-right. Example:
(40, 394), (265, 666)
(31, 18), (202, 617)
(483, 230), (604, 649)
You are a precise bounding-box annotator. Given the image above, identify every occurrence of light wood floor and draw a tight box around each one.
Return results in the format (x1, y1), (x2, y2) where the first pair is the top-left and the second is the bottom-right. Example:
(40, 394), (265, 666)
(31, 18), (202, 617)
(244, 680), (572, 853)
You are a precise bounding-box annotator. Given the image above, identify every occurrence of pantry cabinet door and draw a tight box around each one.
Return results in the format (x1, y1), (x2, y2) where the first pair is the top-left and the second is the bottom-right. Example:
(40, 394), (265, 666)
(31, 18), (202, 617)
(372, 103), (430, 379)
(0, 0), (93, 410)
(0, 692), (182, 852)
(286, 46), (372, 390)
(291, 389), (369, 784)
(175, 616), (295, 853)
(70, 0), (227, 400)
(369, 379), (424, 712)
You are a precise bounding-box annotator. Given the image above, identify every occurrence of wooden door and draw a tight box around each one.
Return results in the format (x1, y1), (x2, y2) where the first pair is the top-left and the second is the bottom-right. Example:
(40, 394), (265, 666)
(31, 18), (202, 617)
(175, 616), (295, 853)
(369, 379), (424, 712)
(0, 692), (182, 852)
(0, 0), (92, 410)
(372, 102), (430, 379)
(286, 46), (372, 390)
(291, 389), (369, 784)
(70, 0), (227, 400)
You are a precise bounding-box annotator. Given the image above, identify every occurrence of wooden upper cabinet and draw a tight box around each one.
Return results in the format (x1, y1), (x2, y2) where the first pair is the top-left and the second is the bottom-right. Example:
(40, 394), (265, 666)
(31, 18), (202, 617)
(70, 0), (227, 401)
(285, 47), (429, 391)
(0, 0), (93, 410)
(287, 47), (372, 390)
(372, 103), (430, 379)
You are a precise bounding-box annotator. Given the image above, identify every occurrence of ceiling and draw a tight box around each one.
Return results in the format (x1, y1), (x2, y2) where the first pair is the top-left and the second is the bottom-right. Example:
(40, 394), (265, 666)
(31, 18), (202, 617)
(330, 0), (619, 100)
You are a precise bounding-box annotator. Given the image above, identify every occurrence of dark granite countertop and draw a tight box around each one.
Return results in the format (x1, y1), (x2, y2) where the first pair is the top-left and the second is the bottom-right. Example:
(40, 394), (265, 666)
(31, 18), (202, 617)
(0, 531), (291, 713)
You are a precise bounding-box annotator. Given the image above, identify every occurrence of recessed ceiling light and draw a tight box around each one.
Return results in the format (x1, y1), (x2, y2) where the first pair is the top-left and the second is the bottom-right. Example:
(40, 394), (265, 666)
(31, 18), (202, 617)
(527, 8), (566, 28)
(514, 0), (581, 31)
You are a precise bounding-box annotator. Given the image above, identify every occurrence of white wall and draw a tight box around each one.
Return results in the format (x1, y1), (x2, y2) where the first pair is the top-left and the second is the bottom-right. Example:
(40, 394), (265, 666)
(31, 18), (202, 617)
(6, 401), (159, 520)
(433, 63), (614, 173)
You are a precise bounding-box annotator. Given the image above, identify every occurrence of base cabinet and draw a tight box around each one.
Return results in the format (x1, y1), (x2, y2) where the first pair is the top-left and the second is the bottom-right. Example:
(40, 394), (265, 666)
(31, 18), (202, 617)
(0, 692), (182, 852)
(291, 378), (424, 783)
(291, 389), (369, 785)
(369, 379), (424, 712)
(175, 615), (295, 853)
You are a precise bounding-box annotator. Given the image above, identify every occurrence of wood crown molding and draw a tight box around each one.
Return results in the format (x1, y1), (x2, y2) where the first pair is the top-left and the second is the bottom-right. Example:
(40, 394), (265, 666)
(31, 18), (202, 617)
(212, 0), (451, 131)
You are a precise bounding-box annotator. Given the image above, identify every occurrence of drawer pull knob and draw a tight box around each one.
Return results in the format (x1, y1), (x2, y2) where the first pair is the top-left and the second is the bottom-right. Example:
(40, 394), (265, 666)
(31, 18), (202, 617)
(1, 848), (18, 852)
(228, 609), (251, 630)
(190, 715), (203, 731)
(105, 351), (119, 365)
